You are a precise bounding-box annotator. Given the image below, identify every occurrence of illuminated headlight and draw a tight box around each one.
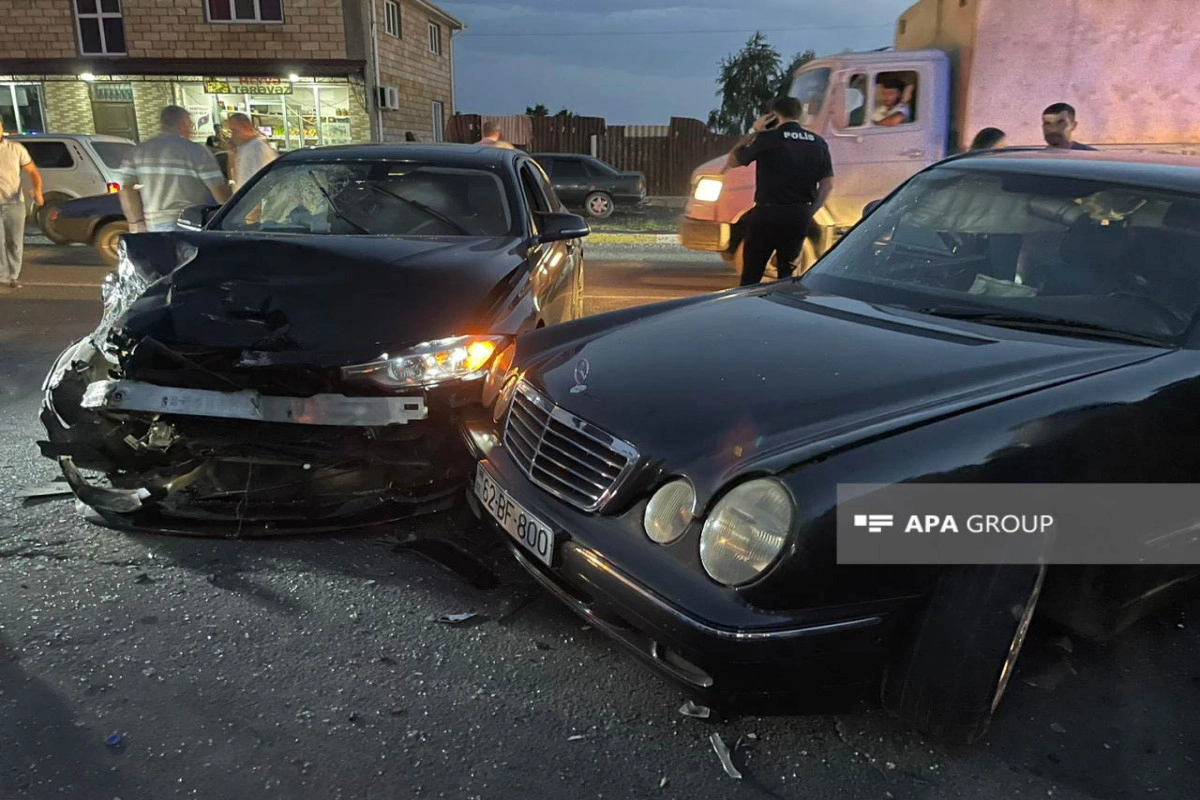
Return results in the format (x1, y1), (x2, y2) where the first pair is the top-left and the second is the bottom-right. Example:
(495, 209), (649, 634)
(644, 479), (696, 544)
(342, 335), (507, 390)
(699, 478), (793, 586)
(481, 343), (516, 408)
(693, 177), (723, 202)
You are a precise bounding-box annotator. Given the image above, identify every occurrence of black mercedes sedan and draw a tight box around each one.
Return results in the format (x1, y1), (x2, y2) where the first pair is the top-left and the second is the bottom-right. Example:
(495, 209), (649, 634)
(466, 150), (1200, 744)
(533, 154), (648, 219)
(39, 144), (588, 536)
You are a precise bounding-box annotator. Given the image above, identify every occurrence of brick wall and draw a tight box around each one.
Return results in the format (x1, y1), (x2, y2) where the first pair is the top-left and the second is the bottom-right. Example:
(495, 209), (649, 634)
(2, 1), (78, 59)
(133, 81), (175, 141)
(374, 0), (455, 142)
(43, 82), (96, 134)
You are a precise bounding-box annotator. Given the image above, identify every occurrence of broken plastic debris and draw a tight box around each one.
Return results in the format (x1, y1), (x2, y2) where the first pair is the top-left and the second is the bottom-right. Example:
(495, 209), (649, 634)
(16, 484), (74, 502)
(709, 733), (742, 780)
(433, 613), (478, 625)
(567, 734), (586, 742)
(679, 700), (711, 719)
(659, 777), (668, 790)
(104, 733), (125, 749)
(1050, 723), (1067, 734)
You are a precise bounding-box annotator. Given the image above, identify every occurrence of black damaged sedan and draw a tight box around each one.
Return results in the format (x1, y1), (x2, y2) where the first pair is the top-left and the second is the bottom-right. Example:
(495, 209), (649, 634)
(466, 150), (1200, 744)
(39, 144), (588, 535)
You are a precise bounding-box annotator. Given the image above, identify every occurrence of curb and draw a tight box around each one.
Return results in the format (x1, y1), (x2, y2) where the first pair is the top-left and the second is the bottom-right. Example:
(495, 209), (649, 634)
(587, 232), (679, 245)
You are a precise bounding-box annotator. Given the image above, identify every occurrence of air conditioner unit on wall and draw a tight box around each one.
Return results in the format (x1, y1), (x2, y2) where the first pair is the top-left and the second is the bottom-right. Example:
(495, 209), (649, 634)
(377, 86), (400, 111)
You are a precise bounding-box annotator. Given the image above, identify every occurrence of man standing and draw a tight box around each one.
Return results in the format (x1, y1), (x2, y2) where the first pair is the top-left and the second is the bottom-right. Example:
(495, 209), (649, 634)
(0, 121), (43, 289)
(225, 113), (278, 191)
(119, 106), (230, 233)
(477, 121), (515, 149)
(723, 96), (835, 286)
(1042, 103), (1097, 150)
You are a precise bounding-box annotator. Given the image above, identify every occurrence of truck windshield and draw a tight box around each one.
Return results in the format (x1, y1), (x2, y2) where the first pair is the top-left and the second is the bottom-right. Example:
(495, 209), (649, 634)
(803, 167), (1200, 344)
(789, 68), (831, 127)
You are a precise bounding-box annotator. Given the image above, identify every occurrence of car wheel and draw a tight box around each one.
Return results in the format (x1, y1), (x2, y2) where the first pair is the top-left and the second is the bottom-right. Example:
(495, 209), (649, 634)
(37, 195), (72, 245)
(882, 564), (1046, 746)
(584, 192), (614, 219)
(93, 221), (128, 266)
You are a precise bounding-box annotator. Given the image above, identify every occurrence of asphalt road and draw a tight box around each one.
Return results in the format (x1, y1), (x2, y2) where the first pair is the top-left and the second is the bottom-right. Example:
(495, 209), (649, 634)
(1, 244), (1198, 800)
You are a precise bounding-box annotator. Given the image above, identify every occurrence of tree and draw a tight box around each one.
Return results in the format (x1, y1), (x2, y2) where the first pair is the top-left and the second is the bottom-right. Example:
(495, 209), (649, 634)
(777, 49), (817, 97)
(707, 32), (781, 136)
(526, 104), (551, 117)
(554, 108), (577, 119)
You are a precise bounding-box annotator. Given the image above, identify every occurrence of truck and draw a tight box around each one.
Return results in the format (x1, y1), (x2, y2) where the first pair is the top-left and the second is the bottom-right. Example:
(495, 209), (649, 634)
(679, 0), (1200, 276)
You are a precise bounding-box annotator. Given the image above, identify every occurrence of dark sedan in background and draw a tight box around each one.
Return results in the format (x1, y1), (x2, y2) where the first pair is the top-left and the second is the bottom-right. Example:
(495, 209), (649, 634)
(48, 191), (127, 265)
(533, 153), (647, 219)
(467, 150), (1200, 745)
(39, 144), (589, 536)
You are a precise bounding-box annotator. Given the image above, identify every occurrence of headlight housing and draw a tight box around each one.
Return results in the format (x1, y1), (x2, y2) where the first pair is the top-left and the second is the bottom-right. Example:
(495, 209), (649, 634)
(699, 478), (793, 586)
(481, 343), (516, 408)
(644, 479), (696, 544)
(342, 335), (507, 390)
(693, 177), (723, 203)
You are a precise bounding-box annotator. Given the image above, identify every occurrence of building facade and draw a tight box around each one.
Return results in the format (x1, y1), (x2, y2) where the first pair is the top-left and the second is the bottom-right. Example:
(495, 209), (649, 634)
(0, 0), (462, 147)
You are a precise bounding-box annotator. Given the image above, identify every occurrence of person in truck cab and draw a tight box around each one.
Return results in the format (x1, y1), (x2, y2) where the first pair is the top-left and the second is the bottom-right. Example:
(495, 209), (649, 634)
(1042, 102), (1097, 150)
(873, 76), (912, 127)
(721, 96), (835, 286)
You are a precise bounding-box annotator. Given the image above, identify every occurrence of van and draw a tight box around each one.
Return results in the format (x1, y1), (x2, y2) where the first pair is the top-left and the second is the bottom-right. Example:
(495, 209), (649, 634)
(11, 133), (136, 243)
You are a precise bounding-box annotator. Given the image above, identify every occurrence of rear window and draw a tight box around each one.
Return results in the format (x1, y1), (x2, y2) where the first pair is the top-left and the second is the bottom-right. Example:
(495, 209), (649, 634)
(23, 141), (74, 169)
(91, 141), (134, 170)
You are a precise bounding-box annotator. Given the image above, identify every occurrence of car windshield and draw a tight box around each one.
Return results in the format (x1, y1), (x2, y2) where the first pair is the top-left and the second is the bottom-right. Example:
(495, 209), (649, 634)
(91, 141), (135, 170)
(216, 160), (514, 237)
(789, 68), (831, 127)
(803, 167), (1200, 344)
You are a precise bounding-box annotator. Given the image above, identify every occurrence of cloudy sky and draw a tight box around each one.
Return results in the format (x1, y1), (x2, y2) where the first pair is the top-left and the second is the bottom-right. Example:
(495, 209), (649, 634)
(439, 0), (914, 124)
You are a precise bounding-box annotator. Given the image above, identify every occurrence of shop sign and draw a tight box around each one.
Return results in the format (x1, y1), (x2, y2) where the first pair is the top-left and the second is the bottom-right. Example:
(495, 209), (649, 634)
(203, 77), (293, 95)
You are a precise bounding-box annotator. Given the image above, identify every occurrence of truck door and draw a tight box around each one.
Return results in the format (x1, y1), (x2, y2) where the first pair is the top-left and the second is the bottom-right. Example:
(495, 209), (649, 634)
(823, 60), (948, 231)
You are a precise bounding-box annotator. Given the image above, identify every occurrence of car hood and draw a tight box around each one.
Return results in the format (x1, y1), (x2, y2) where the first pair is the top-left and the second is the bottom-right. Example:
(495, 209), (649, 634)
(524, 287), (1166, 487)
(117, 231), (527, 365)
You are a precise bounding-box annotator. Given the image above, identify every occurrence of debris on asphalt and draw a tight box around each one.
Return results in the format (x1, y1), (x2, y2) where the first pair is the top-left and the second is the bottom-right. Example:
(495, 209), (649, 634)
(535, 641), (554, 651)
(659, 777), (668, 790)
(567, 734), (586, 742)
(734, 733), (759, 751)
(104, 733), (126, 750)
(709, 733), (743, 780)
(431, 613), (479, 626)
(377, 654), (397, 665)
(16, 483), (74, 505)
(133, 573), (157, 585)
(679, 700), (711, 719)
(1050, 723), (1068, 734)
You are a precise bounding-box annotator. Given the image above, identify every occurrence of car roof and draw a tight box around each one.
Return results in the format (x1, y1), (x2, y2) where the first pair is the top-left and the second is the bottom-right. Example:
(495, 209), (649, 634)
(9, 133), (134, 144)
(275, 142), (523, 166)
(937, 148), (1200, 194)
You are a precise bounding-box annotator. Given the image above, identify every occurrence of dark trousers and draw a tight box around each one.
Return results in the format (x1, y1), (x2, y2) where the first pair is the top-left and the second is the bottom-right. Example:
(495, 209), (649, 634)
(739, 203), (814, 286)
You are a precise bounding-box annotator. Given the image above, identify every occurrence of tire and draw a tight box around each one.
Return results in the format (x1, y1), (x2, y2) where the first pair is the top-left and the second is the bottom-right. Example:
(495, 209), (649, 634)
(93, 221), (128, 266)
(882, 564), (1046, 746)
(584, 192), (614, 219)
(728, 236), (818, 281)
(37, 194), (72, 245)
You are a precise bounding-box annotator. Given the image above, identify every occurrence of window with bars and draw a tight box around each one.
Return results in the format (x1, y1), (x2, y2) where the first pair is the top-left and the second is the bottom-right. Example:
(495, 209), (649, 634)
(429, 22), (442, 54)
(207, 0), (284, 23)
(74, 0), (126, 55)
(384, 0), (400, 37)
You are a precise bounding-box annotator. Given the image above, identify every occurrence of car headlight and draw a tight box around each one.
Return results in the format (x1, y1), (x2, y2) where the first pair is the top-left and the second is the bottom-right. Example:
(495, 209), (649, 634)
(481, 343), (516, 408)
(644, 479), (696, 544)
(699, 478), (793, 586)
(693, 177), (723, 202)
(342, 335), (507, 390)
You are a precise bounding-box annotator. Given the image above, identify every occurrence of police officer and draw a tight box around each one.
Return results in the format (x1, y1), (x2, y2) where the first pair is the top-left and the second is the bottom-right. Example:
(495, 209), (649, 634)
(723, 96), (834, 286)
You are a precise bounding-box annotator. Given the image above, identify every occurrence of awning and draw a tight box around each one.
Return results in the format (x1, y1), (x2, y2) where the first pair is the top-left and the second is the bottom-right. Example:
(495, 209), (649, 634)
(0, 58), (366, 79)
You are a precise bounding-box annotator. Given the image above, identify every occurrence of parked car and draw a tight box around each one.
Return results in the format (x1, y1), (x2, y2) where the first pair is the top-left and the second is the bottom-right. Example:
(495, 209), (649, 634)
(11, 133), (135, 243)
(48, 192), (127, 265)
(38, 144), (589, 536)
(533, 153), (647, 219)
(466, 149), (1200, 745)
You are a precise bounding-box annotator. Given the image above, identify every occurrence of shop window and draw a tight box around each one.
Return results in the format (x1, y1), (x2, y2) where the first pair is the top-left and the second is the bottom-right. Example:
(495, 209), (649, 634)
(207, 0), (284, 23)
(0, 84), (47, 134)
(384, 0), (400, 38)
(431, 100), (445, 142)
(74, 0), (126, 55)
(429, 23), (442, 54)
(23, 142), (75, 170)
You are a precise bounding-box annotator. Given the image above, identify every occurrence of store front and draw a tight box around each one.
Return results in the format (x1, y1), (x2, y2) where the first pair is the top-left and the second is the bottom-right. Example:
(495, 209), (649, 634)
(174, 77), (362, 151)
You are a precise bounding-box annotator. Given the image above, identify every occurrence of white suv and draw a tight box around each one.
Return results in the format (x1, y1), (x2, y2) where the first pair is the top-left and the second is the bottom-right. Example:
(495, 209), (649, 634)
(12, 133), (136, 243)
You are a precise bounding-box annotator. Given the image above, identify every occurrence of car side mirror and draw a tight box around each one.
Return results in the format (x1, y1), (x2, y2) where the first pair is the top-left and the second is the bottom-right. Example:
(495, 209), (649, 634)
(535, 212), (590, 244)
(177, 204), (220, 231)
(862, 199), (884, 217)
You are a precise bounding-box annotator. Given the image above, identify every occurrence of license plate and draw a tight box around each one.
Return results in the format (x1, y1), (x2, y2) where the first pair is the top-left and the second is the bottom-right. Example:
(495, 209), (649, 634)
(474, 463), (556, 567)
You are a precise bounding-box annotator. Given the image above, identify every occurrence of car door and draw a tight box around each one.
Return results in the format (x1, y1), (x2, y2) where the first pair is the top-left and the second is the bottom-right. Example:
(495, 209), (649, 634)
(548, 156), (589, 208)
(518, 158), (577, 325)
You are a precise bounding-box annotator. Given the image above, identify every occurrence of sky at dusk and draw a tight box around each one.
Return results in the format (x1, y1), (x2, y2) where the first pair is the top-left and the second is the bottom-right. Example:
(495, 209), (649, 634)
(440, 0), (916, 125)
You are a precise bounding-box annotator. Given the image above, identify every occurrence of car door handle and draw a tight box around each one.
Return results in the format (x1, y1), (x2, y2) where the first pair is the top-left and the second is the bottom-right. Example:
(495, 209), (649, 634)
(901, 148), (925, 158)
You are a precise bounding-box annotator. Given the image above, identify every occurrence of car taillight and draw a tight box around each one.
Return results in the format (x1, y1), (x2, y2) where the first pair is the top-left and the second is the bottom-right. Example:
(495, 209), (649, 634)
(106, 182), (120, 193)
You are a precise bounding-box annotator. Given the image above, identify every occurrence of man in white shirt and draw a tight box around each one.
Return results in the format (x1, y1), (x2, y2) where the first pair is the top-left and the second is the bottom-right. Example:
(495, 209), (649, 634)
(873, 76), (912, 127)
(0, 120), (43, 289)
(226, 113), (278, 191)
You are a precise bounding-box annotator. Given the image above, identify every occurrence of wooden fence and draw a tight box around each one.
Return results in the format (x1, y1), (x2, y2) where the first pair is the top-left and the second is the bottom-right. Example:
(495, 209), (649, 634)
(447, 114), (739, 197)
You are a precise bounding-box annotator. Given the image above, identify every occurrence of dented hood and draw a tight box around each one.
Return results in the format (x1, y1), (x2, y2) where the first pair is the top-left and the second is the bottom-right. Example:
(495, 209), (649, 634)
(117, 231), (528, 364)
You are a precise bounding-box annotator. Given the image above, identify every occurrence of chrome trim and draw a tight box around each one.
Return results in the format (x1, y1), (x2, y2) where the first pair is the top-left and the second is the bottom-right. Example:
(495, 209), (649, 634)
(81, 379), (428, 427)
(503, 380), (639, 513)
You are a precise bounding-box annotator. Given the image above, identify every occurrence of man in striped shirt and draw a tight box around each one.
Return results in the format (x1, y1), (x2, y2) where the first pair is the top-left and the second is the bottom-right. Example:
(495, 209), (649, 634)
(119, 106), (231, 233)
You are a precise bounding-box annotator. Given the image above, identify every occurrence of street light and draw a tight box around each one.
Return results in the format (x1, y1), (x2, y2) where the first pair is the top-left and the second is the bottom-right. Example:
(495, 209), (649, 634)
(288, 73), (301, 82)
(79, 73), (96, 82)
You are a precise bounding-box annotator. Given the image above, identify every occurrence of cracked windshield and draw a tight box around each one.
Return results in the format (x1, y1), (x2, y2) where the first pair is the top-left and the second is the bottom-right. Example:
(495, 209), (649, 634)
(3, 0), (1198, 798)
